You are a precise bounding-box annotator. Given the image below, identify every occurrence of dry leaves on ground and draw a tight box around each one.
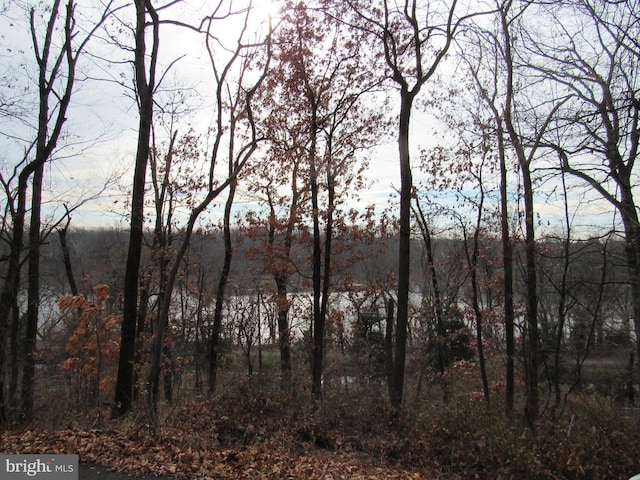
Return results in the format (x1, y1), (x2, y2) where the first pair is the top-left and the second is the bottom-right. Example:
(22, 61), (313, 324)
(0, 428), (430, 479)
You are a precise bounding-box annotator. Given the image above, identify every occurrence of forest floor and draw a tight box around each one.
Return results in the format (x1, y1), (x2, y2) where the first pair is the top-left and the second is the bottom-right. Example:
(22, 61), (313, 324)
(79, 463), (184, 480)
(2, 384), (640, 479)
(2, 426), (426, 479)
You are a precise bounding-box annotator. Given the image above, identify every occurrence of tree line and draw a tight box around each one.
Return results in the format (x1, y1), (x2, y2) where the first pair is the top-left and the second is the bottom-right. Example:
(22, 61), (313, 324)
(0, 0), (638, 426)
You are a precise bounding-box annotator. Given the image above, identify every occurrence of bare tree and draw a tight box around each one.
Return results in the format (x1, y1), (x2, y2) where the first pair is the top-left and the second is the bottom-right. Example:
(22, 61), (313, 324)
(113, 0), (160, 418)
(342, 0), (489, 410)
(144, 2), (272, 423)
(0, 0), (115, 422)
(529, 0), (640, 370)
(505, 2), (576, 423)
(460, 17), (518, 416)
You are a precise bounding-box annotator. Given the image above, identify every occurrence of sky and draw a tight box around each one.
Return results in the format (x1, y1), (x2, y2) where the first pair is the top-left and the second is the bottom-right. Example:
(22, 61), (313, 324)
(0, 0), (619, 239)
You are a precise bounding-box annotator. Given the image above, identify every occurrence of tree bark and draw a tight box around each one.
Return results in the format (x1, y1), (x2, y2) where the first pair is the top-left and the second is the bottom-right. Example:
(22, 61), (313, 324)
(58, 217), (79, 296)
(310, 105), (323, 407)
(21, 162), (44, 420)
(521, 165), (540, 423)
(500, 3), (540, 423)
(209, 180), (237, 394)
(0, 172), (29, 423)
(113, 0), (158, 418)
(617, 182), (640, 372)
(464, 185), (490, 403)
(553, 170), (572, 410)
(385, 297), (395, 401)
(312, 151), (335, 407)
(499, 130), (515, 417)
(390, 91), (414, 410)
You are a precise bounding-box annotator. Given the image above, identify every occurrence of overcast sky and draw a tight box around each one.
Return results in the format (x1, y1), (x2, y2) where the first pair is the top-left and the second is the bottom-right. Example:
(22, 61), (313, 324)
(0, 0), (616, 238)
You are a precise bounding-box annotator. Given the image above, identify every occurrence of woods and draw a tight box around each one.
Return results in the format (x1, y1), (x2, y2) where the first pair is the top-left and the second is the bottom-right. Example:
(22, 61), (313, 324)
(1, 0), (639, 478)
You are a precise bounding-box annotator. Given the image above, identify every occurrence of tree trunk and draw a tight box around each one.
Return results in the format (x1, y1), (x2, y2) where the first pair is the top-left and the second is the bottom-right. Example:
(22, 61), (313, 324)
(147, 168), (256, 421)
(209, 180), (236, 394)
(21, 162), (44, 421)
(163, 344), (173, 403)
(500, 3), (538, 421)
(471, 25), (515, 417)
(310, 109), (323, 407)
(471, 250), (490, 403)
(521, 165), (540, 424)
(618, 183), (640, 373)
(275, 275), (292, 380)
(553, 170), (572, 410)
(312, 158), (335, 407)
(113, 0), (158, 418)
(8, 297), (20, 416)
(144, 5), (268, 422)
(132, 268), (151, 402)
(58, 220), (79, 296)
(385, 297), (395, 400)
(268, 165), (299, 382)
(466, 189), (490, 403)
(499, 130), (515, 418)
(0, 177), (28, 423)
(391, 90), (414, 410)
(414, 199), (446, 376)
(22, 0), (72, 418)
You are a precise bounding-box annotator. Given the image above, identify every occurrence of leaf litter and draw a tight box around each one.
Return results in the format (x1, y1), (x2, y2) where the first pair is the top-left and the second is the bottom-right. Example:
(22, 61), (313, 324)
(1, 427), (430, 479)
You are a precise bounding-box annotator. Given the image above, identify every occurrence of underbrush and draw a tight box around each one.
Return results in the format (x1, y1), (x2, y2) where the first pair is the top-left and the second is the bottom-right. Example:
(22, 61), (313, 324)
(13, 371), (640, 479)
(144, 379), (640, 480)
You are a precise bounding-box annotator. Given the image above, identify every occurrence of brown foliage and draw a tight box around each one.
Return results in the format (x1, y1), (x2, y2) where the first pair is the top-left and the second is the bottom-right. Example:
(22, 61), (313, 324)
(59, 284), (121, 406)
(2, 384), (639, 479)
